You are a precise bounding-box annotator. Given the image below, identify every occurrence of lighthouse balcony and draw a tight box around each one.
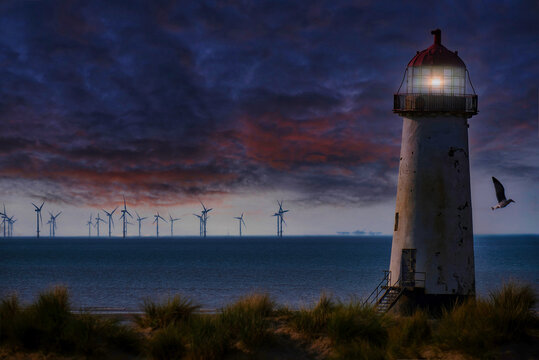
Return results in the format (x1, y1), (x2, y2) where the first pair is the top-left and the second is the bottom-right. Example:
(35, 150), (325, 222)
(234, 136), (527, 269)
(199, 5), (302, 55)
(393, 93), (478, 116)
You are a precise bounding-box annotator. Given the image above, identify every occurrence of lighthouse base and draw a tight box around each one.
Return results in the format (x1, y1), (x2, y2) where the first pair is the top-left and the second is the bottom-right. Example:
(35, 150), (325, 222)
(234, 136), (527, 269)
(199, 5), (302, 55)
(390, 288), (474, 316)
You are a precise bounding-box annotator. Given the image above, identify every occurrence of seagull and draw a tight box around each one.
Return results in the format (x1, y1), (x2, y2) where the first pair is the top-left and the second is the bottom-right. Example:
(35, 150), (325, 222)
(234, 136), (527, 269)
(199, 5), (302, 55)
(491, 177), (515, 210)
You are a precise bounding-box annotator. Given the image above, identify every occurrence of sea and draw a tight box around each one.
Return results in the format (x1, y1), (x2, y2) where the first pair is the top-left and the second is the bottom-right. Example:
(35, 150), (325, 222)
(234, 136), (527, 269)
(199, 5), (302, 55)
(1, 235), (537, 312)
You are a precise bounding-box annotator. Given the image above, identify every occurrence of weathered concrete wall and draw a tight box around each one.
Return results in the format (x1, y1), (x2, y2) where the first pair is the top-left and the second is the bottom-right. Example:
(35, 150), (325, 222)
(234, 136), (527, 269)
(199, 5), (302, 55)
(389, 115), (475, 296)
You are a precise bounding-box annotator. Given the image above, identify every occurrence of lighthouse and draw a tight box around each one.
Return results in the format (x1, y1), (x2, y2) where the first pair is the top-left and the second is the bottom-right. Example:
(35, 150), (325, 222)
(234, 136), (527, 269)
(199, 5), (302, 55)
(388, 29), (478, 311)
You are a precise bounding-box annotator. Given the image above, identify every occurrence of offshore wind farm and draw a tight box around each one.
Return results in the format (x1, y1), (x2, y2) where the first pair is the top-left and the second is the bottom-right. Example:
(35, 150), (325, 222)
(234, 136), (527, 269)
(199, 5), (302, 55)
(0, 197), (294, 238)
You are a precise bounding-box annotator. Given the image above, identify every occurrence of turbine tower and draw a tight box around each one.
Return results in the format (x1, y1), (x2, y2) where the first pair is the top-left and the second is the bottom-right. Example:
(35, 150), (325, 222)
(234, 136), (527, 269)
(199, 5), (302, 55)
(272, 201), (289, 237)
(193, 214), (203, 237)
(1, 204), (7, 238)
(153, 212), (167, 237)
(119, 196), (132, 238)
(103, 207), (118, 237)
(32, 202), (45, 238)
(95, 212), (105, 237)
(234, 213), (246, 236)
(278, 201), (289, 237)
(7, 217), (15, 237)
(200, 202), (212, 238)
(87, 214), (93, 237)
(48, 212), (61, 237)
(169, 214), (181, 236)
(135, 211), (147, 237)
(388, 29), (478, 311)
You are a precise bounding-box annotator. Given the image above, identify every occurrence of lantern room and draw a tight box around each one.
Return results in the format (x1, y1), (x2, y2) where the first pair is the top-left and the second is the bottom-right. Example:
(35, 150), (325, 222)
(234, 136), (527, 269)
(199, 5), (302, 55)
(393, 29), (478, 116)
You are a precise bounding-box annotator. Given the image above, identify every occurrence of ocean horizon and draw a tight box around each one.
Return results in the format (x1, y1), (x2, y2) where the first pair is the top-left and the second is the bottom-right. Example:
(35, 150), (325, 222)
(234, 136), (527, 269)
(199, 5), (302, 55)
(1, 235), (537, 312)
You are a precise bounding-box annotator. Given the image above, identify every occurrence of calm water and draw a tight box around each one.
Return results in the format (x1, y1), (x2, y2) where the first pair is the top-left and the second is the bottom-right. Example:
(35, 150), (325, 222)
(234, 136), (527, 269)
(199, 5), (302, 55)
(1, 235), (537, 311)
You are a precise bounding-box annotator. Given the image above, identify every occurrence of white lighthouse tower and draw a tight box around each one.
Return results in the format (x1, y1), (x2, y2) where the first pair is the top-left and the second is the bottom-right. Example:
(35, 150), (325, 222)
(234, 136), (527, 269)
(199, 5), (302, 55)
(388, 29), (478, 311)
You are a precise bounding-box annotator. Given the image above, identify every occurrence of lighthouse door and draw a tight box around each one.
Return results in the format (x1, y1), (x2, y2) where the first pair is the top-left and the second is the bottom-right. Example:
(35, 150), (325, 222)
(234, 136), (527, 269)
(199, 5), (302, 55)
(401, 249), (416, 288)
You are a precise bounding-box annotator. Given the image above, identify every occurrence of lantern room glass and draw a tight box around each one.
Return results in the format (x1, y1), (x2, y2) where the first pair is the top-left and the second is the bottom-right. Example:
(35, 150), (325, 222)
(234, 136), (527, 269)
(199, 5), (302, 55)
(406, 66), (466, 95)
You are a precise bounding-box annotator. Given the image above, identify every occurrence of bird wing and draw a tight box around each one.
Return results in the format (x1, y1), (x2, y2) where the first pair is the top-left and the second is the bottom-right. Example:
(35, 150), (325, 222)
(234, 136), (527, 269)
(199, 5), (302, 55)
(492, 177), (506, 202)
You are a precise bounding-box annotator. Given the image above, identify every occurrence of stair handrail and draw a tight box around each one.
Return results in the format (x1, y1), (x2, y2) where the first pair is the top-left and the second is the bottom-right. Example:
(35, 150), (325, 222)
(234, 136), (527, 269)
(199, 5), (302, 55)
(363, 270), (391, 306)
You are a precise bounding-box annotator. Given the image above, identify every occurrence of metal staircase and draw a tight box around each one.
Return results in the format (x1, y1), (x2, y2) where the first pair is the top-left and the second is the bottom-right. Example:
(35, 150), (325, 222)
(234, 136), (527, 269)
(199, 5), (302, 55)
(364, 270), (426, 313)
(375, 284), (405, 313)
(363, 271), (403, 313)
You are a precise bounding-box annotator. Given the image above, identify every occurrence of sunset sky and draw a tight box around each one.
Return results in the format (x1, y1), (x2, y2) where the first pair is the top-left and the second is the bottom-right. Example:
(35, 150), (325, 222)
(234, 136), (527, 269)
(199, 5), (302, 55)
(0, 0), (537, 236)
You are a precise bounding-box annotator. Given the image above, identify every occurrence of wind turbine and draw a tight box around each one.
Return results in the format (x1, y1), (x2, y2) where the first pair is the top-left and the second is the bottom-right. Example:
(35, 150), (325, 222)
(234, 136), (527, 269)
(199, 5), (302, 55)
(193, 214), (203, 236)
(32, 202), (45, 238)
(200, 202), (212, 238)
(1, 204), (7, 238)
(169, 214), (181, 236)
(234, 213), (246, 236)
(48, 211), (61, 237)
(153, 212), (167, 238)
(277, 201), (289, 237)
(135, 211), (147, 237)
(119, 196), (132, 238)
(103, 207), (118, 237)
(87, 214), (93, 237)
(95, 212), (105, 237)
(8, 217), (15, 237)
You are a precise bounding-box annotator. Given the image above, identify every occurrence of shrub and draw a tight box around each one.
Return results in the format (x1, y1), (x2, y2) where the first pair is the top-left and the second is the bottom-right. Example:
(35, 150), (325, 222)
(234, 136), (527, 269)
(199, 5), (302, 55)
(136, 295), (200, 330)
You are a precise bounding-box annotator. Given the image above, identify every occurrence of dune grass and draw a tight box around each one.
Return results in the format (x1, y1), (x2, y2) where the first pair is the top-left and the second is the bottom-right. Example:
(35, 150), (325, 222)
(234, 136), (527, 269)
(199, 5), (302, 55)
(435, 282), (537, 357)
(182, 315), (230, 360)
(0, 286), (140, 357)
(143, 293), (275, 359)
(220, 293), (275, 349)
(1, 283), (536, 359)
(136, 295), (200, 330)
(386, 310), (431, 358)
(290, 293), (336, 337)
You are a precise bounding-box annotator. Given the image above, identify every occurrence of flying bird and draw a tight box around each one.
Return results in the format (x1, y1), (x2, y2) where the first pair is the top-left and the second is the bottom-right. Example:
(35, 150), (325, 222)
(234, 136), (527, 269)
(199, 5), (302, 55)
(491, 177), (515, 210)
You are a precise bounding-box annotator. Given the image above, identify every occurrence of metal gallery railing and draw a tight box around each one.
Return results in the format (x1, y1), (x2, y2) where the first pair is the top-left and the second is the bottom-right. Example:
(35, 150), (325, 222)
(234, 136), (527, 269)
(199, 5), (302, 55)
(393, 93), (478, 115)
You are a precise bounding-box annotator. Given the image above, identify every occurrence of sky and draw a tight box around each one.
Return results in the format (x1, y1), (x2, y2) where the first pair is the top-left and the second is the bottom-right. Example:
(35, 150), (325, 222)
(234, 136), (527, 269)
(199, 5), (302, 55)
(0, 0), (537, 236)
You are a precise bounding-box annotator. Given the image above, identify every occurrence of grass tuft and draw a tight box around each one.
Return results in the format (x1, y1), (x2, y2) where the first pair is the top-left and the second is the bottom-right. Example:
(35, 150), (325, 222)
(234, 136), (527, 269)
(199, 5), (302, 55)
(147, 324), (186, 360)
(327, 302), (387, 347)
(290, 293), (336, 337)
(136, 295), (200, 330)
(220, 293), (275, 349)
(0, 286), (141, 357)
(0, 294), (21, 343)
(435, 282), (538, 356)
(184, 315), (230, 360)
(387, 310), (431, 358)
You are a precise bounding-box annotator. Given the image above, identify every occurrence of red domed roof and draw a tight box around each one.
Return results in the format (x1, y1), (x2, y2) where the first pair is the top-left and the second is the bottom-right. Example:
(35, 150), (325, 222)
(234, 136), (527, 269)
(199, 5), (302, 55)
(407, 29), (465, 68)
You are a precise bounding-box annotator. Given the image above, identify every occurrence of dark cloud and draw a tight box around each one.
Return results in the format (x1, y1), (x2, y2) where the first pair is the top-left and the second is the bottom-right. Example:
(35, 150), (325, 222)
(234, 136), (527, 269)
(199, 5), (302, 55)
(0, 0), (537, 206)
